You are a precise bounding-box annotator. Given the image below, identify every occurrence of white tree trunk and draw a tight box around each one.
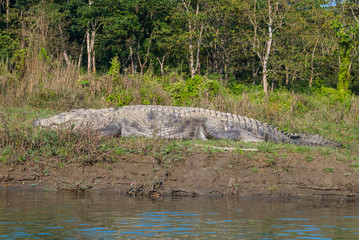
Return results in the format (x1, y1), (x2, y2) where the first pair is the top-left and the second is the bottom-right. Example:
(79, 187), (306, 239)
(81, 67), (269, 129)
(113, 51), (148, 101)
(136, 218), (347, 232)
(86, 29), (91, 75)
(183, 1), (203, 78)
(195, 23), (204, 76)
(261, 0), (276, 95)
(86, 0), (97, 75)
(6, 0), (9, 28)
(91, 27), (96, 74)
(63, 50), (70, 66)
(187, 12), (195, 77)
(86, 23), (97, 74)
(249, 0), (279, 94)
(262, 26), (272, 94)
(309, 39), (318, 87)
(157, 56), (166, 76)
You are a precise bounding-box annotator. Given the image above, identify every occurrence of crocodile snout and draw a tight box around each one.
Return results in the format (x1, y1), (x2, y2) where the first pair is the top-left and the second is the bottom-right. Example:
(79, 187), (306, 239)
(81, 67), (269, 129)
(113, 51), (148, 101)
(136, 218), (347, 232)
(32, 118), (43, 127)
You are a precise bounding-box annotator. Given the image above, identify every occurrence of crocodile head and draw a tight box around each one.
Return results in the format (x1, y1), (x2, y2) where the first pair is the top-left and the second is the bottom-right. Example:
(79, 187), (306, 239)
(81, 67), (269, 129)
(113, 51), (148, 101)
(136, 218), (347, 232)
(32, 111), (87, 129)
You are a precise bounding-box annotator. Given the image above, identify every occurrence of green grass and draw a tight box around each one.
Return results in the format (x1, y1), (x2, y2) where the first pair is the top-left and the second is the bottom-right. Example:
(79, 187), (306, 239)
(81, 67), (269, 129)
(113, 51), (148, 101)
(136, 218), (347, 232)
(349, 162), (359, 171)
(305, 155), (314, 162)
(1, 80), (359, 166)
(323, 168), (334, 173)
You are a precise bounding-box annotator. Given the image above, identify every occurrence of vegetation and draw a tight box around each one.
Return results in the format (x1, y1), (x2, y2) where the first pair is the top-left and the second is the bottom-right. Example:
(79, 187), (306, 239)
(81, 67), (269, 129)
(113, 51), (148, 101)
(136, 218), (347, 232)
(1, 0), (359, 95)
(0, 0), (359, 166)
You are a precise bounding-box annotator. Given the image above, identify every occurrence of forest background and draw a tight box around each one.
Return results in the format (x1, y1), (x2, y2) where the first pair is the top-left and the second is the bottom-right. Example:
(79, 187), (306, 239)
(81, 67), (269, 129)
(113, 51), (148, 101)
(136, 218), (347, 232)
(1, 0), (359, 102)
(0, 0), (358, 131)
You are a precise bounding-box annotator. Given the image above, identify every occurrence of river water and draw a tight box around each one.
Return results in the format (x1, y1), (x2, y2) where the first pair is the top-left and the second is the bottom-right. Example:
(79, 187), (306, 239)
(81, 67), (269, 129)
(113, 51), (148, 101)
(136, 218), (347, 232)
(0, 188), (358, 239)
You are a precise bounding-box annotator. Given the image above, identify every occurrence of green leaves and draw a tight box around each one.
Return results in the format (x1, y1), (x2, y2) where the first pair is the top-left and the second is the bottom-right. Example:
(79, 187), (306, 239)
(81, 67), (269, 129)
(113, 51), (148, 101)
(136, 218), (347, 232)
(1, 0), (359, 94)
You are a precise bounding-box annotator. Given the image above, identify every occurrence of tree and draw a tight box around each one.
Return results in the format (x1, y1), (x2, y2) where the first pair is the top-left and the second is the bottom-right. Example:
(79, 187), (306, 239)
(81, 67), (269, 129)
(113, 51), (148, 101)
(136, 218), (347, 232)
(331, 1), (359, 93)
(176, 0), (206, 78)
(151, 20), (177, 75)
(62, 0), (104, 73)
(273, 0), (330, 88)
(203, 0), (237, 84)
(243, 0), (286, 94)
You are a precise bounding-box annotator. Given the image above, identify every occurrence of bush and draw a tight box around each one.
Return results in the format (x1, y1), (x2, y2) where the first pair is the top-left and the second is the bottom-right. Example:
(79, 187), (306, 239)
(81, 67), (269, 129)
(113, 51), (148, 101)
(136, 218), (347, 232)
(106, 88), (133, 107)
(167, 75), (221, 106)
(316, 86), (352, 108)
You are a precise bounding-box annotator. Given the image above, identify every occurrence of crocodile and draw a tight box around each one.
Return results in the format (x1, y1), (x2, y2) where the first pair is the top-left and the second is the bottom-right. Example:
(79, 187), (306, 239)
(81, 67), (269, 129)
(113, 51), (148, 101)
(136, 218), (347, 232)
(32, 105), (342, 147)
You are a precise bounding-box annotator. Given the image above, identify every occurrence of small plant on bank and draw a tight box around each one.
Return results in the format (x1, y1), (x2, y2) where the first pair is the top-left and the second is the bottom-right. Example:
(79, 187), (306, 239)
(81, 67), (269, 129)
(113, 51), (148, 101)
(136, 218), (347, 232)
(305, 155), (314, 162)
(349, 162), (359, 171)
(323, 168), (334, 173)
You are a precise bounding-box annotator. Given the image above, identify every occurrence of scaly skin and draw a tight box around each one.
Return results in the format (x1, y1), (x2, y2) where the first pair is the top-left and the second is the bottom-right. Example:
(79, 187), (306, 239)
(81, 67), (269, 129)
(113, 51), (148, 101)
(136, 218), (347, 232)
(32, 105), (342, 147)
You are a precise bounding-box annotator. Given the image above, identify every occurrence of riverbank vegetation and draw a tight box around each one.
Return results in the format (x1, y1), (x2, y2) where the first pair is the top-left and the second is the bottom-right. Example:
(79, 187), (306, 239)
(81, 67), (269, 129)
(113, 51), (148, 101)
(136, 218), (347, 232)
(1, 0), (359, 94)
(0, 1), (359, 166)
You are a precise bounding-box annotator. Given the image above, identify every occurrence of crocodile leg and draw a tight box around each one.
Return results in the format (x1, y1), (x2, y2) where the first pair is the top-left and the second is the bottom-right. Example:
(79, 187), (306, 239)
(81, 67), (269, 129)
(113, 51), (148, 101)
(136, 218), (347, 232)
(202, 119), (263, 142)
(97, 124), (121, 137)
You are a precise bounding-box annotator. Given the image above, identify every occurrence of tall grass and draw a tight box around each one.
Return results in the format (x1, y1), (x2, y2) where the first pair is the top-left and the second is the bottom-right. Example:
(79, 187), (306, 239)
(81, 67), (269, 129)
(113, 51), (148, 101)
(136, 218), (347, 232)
(0, 110), (201, 164)
(1, 40), (359, 154)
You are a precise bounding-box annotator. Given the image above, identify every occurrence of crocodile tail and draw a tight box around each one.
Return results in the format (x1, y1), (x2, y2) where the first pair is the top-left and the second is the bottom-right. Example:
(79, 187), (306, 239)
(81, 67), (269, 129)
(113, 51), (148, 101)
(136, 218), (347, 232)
(285, 133), (343, 148)
(244, 119), (342, 148)
(276, 131), (343, 147)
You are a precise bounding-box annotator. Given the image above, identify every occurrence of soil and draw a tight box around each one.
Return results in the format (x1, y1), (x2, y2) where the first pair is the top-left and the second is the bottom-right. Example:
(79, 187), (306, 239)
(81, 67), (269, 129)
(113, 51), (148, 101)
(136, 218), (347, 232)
(1, 150), (359, 198)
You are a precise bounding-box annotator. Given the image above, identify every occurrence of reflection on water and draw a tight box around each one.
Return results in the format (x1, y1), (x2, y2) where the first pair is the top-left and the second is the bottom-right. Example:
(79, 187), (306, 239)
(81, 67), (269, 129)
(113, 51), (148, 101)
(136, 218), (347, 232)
(1, 188), (359, 239)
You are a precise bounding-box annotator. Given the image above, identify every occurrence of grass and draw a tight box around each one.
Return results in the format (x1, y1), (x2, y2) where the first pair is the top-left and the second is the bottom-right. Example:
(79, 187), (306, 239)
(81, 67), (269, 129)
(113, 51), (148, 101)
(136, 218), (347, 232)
(0, 110), (239, 165)
(305, 155), (314, 162)
(0, 67), (358, 165)
(323, 168), (335, 173)
(0, 109), (355, 168)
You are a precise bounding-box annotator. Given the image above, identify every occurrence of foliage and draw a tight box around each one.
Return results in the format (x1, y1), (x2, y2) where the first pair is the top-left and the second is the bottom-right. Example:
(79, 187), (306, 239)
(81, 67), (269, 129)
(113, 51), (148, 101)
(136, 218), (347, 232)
(1, 0), (359, 94)
(139, 77), (166, 105)
(106, 88), (133, 107)
(167, 75), (221, 106)
(108, 56), (121, 83)
(331, 20), (356, 93)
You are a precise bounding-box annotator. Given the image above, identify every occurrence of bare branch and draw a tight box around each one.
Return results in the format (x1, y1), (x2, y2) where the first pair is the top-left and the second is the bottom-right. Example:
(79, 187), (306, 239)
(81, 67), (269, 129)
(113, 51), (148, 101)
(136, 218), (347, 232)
(350, 6), (359, 23)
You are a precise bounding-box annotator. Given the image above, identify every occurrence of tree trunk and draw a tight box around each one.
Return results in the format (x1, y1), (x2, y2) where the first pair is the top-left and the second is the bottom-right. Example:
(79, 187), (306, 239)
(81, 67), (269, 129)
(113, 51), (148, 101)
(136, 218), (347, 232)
(63, 50), (70, 66)
(194, 23), (204, 76)
(262, 19), (273, 94)
(20, 11), (26, 49)
(187, 14), (195, 77)
(183, 1), (203, 78)
(86, 30), (91, 75)
(261, 0), (278, 94)
(286, 65), (291, 85)
(91, 28), (96, 74)
(86, 23), (97, 75)
(58, 26), (71, 66)
(249, 0), (278, 94)
(309, 39), (318, 87)
(77, 36), (85, 69)
(138, 56), (147, 75)
(137, 41), (151, 75)
(92, 49), (96, 74)
(157, 56), (165, 76)
(6, 0), (9, 28)
(252, 0), (258, 85)
(129, 46), (134, 74)
(85, 0), (97, 75)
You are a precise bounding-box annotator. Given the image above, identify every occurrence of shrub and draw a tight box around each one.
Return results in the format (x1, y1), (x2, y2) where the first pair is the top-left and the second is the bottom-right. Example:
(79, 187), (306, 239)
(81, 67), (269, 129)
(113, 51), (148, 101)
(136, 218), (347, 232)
(106, 88), (133, 107)
(167, 75), (221, 106)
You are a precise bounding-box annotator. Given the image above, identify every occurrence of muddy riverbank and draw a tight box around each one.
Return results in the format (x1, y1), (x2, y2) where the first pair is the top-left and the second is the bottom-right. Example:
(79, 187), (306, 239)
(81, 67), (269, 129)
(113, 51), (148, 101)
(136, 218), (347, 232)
(1, 150), (359, 198)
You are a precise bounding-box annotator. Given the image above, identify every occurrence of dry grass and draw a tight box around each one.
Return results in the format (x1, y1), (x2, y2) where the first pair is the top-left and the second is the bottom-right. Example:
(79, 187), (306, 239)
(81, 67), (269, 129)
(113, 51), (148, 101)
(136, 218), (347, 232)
(0, 110), (196, 165)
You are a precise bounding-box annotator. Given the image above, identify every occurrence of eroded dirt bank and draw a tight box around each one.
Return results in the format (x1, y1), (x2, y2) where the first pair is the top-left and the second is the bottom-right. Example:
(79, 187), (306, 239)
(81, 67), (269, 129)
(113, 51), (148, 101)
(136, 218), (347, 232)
(1, 151), (359, 198)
